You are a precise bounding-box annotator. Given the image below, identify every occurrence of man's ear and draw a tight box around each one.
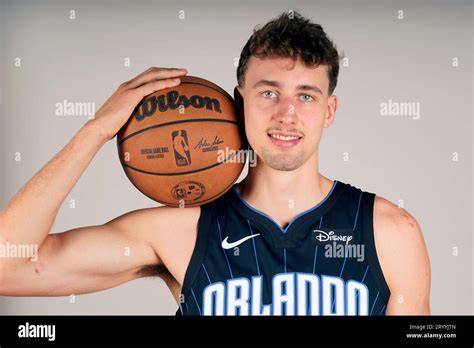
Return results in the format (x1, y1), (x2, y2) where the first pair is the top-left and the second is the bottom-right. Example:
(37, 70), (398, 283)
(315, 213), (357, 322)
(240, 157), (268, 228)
(233, 86), (244, 121)
(233, 86), (248, 147)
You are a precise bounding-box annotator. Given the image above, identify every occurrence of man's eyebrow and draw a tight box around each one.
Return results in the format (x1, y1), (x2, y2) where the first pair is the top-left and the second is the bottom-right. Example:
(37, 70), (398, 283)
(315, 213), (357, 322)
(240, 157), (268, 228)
(297, 84), (323, 95)
(253, 80), (280, 88)
(252, 80), (323, 95)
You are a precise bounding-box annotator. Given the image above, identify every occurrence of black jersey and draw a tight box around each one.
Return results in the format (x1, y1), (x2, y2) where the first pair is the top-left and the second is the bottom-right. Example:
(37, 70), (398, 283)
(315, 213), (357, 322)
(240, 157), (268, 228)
(176, 180), (390, 316)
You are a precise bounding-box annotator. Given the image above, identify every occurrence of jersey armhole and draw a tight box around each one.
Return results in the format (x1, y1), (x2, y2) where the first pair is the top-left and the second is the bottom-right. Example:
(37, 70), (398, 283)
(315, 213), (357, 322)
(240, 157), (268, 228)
(361, 192), (391, 304)
(178, 203), (213, 311)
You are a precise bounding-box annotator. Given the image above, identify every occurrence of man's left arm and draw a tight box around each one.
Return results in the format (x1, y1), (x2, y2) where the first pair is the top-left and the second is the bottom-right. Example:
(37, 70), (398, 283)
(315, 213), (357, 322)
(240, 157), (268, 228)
(373, 196), (431, 315)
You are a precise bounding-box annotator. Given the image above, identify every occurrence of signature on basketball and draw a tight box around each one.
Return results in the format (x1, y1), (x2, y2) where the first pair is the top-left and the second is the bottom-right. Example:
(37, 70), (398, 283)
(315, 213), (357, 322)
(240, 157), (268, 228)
(194, 136), (224, 152)
(313, 229), (353, 245)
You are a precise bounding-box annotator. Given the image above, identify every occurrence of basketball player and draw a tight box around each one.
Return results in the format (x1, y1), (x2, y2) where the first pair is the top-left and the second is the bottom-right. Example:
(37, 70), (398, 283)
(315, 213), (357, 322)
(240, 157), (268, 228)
(0, 11), (430, 315)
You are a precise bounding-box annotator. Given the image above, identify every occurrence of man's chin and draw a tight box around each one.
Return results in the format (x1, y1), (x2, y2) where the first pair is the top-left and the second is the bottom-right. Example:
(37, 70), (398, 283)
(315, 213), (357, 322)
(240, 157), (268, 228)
(259, 150), (306, 172)
(269, 164), (301, 171)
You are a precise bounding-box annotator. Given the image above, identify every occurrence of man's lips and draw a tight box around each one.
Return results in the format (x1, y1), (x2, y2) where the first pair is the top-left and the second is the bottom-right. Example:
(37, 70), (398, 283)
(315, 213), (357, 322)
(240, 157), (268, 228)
(267, 131), (303, 148)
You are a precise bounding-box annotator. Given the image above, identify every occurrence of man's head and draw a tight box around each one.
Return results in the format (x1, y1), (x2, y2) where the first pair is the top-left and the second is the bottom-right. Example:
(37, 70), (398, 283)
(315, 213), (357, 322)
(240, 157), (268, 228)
(235, 11), (341, 171)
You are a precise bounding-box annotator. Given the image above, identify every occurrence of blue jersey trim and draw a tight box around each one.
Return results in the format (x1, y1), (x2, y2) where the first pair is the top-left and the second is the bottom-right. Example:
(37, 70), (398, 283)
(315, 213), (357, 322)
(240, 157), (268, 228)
(232, 180), (339, 234)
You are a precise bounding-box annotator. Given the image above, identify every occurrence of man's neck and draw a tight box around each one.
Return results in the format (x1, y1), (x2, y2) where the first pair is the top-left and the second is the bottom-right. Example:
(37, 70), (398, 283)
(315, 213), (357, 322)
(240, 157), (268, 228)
(236, 157), (334, 229)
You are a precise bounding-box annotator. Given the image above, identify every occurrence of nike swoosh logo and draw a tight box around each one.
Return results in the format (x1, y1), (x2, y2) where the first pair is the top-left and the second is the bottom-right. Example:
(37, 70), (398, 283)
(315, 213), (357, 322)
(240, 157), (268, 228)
(221, 234), (260, 249)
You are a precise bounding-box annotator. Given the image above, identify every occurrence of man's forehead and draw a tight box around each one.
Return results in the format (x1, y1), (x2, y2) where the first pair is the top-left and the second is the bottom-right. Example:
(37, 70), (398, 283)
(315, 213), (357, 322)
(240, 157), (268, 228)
(246, 55), (328, 87)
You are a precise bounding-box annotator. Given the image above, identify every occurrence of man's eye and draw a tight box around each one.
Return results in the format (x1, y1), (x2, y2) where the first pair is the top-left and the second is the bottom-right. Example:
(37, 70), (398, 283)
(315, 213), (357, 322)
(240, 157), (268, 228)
(300, 94), (314, 102)
(262, 91), (276, 98)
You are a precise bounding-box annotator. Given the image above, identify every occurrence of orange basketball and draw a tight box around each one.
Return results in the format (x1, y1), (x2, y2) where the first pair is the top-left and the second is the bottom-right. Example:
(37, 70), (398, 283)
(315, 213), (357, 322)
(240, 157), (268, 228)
(116, 75), (246, 207)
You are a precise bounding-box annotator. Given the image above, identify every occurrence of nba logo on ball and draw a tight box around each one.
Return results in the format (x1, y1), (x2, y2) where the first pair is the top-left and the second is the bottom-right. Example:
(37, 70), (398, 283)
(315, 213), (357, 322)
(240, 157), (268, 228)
(172, 130), (192, 166)
(116, 75), (246, 207)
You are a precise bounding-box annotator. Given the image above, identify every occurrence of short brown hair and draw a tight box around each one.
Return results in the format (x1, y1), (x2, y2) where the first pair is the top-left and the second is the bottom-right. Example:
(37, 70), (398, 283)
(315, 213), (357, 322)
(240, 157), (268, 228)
(236, 11), (341, 95)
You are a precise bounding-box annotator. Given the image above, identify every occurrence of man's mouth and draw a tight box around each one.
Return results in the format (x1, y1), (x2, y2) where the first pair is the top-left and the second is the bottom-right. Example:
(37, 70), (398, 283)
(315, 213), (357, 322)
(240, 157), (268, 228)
(267, 131), (303, 148)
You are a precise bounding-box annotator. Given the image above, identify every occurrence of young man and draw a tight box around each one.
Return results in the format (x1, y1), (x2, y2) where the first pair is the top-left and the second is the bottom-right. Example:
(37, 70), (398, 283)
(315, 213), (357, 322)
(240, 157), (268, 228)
(0, 11), (430, 315)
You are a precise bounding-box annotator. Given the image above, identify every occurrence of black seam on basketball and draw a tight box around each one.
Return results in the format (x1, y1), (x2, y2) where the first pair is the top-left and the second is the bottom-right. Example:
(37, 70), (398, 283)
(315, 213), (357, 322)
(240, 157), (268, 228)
(118, 118), (240, 146)
(120, 143), (246, 176)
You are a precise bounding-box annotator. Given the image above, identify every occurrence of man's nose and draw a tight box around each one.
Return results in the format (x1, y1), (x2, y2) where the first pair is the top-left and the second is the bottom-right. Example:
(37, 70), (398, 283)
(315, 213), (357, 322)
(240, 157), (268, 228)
(273, 98), (298, 124)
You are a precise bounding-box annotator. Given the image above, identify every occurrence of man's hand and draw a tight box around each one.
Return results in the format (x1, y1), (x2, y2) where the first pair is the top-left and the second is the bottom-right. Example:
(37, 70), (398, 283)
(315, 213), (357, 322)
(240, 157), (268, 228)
(89, 67), (188, 141)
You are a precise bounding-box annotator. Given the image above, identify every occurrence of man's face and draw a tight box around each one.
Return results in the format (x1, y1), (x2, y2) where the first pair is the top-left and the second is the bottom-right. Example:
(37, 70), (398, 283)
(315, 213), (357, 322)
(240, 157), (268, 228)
(236, 56), (337, 171)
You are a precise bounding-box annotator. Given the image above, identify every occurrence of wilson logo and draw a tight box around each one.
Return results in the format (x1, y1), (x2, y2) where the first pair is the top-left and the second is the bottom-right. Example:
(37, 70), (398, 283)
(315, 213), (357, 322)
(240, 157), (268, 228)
(133, 90), (222, 121)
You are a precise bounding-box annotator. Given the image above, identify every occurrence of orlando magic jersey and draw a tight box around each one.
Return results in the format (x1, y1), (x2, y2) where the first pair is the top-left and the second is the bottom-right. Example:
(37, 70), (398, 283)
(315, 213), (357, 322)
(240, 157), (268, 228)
(176, 180), (390, 316)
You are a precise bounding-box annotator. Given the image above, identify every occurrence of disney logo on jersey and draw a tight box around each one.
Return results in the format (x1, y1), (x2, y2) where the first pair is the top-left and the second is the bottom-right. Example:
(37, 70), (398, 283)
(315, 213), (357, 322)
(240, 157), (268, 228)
(312, 229), (353, 245)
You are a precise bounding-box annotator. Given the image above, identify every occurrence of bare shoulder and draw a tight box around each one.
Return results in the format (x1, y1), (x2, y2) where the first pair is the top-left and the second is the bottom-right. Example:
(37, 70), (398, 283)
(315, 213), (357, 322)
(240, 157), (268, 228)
(373, 195), (427, 274)
(373, 196), (421, 238)
(112, 205), (201, 285)
(373, 196), (431, 314)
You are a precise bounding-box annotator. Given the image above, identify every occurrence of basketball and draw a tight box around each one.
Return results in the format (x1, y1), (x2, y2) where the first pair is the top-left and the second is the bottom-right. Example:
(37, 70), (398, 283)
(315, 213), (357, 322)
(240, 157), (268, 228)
(116, 75), (246, 207)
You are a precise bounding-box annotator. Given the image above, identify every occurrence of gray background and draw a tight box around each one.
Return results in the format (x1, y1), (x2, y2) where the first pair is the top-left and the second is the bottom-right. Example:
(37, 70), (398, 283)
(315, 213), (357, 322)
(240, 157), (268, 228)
(0, 0), (472, 314)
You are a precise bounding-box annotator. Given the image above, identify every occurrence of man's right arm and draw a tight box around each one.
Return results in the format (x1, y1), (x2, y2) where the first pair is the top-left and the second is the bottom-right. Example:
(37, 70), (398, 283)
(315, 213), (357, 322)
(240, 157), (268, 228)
(0, 67), (191, 296)
(0, 205), (200, 296)
(1, 207), (159, 296)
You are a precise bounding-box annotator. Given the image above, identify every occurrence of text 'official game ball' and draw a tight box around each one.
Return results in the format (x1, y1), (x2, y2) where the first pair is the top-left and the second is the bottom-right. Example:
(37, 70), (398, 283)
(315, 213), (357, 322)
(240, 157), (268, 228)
(117, 75), (246, 207)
